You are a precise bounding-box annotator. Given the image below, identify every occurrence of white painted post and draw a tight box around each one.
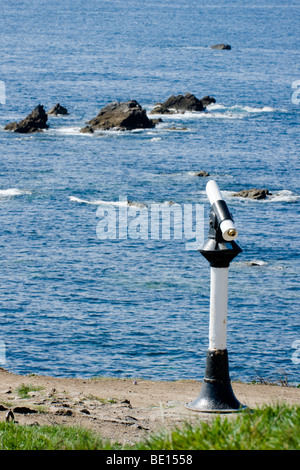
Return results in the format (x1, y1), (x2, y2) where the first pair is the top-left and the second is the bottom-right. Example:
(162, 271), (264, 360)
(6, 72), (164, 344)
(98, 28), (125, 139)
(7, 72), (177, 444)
(209, 267), (229, 350)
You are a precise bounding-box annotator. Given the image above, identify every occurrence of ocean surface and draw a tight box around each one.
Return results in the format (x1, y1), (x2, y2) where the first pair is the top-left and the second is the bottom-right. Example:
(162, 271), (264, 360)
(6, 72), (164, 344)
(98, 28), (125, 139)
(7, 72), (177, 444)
(0, 0), (299, 385)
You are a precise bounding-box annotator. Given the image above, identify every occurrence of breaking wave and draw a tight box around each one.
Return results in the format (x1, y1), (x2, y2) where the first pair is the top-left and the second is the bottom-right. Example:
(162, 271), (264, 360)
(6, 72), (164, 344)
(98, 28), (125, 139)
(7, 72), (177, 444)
(69, 196), (148, 207)
(268, 190), (300, 203)
(149, 102), (283, 122)
(0, 188), (31, 198)
(69, 196), (180, 207)
(69, 196), (130, 206)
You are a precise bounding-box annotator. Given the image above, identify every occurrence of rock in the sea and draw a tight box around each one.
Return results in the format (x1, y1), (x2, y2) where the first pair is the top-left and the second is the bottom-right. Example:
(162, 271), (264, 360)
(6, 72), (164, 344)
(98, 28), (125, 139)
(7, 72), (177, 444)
(195, 170), (210, 177)
(211, 44), (231, 50)
(47, 103), (69, 115)
(200, 96), (216, 107)
(150, 105), (176, 115)
(165, 126), (188, 131)
(4, 105), (49, 133)
(232, 188), (270, 200)
(128, 200), (148, 208)
(150, 93), (204, 114)
(245, 260), (266, 267)
(80, 100), (156, 132)
(80, 125), (94, 134)
(150, 93), (216, 114)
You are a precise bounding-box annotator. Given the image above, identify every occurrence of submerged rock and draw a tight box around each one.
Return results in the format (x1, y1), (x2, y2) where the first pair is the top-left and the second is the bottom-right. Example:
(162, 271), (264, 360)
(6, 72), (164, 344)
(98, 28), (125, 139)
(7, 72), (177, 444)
(128, 200), (148, 208)
(211, 44), (231, 50)
(165, 126), (188, 131)
(150, 93), (216, 114)
(232, 188), (270, 200)
(47, 103), (69, 115)
(81, 100), (156, 132)
(195, 170), (210, 177)
(245, 260), (267, 267)
(4, 105), (48, 133)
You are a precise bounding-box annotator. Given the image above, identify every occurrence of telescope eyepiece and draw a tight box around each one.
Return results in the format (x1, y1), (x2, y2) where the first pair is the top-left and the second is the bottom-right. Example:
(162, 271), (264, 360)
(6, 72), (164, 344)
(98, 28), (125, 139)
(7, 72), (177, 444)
(228, 228), (237, 238)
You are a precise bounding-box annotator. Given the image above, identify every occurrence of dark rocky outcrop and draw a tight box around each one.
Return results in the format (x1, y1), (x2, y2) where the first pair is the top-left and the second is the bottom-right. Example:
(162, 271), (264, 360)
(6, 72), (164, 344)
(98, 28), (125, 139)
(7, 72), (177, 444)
(150, 105), (176, 115)
(150, 93), (216, 114)
(232, 188), (270, 200)
(4, 105), (48, 133)
(211, 44), (231, 50)
(47, 103), (69, 115)
(80, 100), (156, 133)
(200, 96), (216, 108)
(80, 125), (95, 134)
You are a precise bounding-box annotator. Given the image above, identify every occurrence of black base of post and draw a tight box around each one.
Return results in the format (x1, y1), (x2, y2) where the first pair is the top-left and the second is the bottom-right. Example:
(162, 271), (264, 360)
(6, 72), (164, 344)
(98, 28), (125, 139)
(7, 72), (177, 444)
(186, 349), (246, 412)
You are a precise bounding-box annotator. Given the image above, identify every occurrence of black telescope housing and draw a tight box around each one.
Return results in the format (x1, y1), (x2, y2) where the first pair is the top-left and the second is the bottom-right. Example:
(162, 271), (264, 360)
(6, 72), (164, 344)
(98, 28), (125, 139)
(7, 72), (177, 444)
(199, 199), (242, 268)
(212, 200), (234, 233)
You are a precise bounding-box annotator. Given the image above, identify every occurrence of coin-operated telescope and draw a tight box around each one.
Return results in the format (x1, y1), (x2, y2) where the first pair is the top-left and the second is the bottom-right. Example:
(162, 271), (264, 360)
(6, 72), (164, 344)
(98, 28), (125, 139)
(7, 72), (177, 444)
(187, 180), (247, 412)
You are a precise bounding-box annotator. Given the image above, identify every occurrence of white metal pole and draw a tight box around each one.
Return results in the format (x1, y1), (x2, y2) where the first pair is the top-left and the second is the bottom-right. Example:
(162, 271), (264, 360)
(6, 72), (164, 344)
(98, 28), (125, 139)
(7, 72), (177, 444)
(209, 267), (229, 351)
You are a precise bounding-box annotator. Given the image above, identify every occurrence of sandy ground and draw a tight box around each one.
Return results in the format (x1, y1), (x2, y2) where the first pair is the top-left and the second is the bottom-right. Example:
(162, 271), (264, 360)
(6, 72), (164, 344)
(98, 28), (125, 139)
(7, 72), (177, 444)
(0, 368), (299, 446)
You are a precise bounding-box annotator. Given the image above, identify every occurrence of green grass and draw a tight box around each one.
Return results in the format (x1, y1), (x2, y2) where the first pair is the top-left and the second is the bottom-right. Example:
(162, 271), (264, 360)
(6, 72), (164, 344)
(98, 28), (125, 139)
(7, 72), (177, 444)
(0, 404), (299, 450)
(134, 404), (300, 450)
(0, 422), (113, 450)
(16, 383), (44, 399)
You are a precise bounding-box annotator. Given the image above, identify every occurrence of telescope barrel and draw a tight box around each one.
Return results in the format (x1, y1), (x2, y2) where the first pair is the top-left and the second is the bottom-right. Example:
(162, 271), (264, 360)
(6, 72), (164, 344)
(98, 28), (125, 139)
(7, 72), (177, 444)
(206, 179), (224, 206)
(206, 180), (238, 241)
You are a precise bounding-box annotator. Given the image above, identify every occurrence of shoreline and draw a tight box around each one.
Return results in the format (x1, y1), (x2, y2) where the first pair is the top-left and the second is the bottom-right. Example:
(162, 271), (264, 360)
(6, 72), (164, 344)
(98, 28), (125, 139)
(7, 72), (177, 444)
(0, 368), (299, 445)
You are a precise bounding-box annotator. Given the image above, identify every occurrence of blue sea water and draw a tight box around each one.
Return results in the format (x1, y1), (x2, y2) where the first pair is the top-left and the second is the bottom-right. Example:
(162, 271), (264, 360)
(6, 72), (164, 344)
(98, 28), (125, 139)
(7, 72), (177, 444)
(0, 0), (299, 384)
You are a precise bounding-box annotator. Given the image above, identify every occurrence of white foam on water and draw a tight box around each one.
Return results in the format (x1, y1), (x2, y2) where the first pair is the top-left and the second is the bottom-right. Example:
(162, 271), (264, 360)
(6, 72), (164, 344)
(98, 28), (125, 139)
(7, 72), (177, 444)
(69, 196), (182, 208)
(53, 126), (83, 136)
(69, 196), (129, 206)
(243, 105), (276, 113)
(206, 103), (227, 111)
(0, 188), (31, 198)
(69, 196), (149, 207)
(268, 190), (300, 203)
(218, 190), (236, 199)
(209, 103), (279, 114)
(53, 126), (151, 137)
(150, 102), (282, 122)
(245, 260), (268, 266)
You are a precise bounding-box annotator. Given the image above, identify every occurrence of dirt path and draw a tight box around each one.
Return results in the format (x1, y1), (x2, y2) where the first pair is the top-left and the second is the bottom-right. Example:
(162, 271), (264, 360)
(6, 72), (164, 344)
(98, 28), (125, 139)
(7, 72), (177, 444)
(0, 368), (299, 446)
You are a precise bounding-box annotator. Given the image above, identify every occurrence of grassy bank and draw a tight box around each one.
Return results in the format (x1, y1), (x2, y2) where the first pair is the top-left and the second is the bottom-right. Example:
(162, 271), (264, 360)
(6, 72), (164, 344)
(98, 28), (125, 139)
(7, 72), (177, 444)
(0, 404), (299, 450)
